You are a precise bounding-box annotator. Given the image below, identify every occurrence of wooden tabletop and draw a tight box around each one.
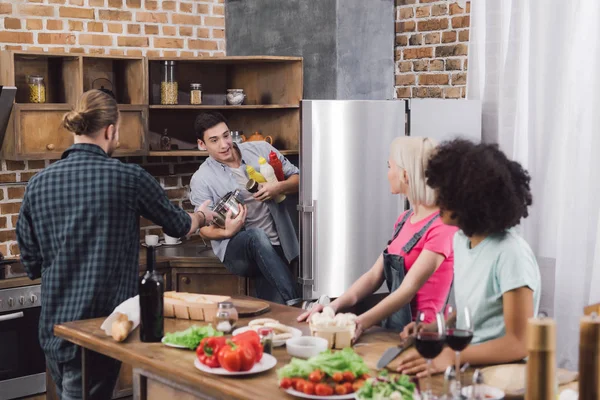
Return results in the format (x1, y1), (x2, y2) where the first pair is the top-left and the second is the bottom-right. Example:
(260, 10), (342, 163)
(54, 298), (577, 399)
(54, 297), (454, 399)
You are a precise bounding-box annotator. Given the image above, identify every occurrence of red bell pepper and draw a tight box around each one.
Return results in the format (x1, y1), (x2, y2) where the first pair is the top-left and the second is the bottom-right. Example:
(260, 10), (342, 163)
(232, 330), (263, 363)
(217, 340), (256, 372)
(196, 336), (227, 368)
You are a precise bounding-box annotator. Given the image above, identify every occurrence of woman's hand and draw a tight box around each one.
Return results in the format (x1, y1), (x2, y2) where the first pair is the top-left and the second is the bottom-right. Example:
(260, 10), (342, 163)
(352, 318), (365, 343)
(399, 322), (416, 340)
(396, 347), (454, 378)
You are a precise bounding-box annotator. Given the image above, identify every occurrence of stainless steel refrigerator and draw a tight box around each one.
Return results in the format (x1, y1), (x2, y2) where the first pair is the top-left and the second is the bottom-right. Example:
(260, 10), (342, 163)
(298, 99), (482, 300)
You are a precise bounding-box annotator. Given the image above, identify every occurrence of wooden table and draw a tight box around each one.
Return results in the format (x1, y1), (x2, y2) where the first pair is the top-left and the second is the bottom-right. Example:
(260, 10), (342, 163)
(54, 298), (577, 399)
(54, 297), (452, 399)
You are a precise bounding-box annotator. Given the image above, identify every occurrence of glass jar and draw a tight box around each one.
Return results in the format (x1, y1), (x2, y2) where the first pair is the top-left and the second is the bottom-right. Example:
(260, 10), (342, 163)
(215, 311), (233, 333)
(214, 301), (238, 333)
(190, 83), (202, 105)
(258, 327), (274, 355)
(160, 128), (171, 150)
(28, 75), (46, 104)
(160, 60), (178, 105)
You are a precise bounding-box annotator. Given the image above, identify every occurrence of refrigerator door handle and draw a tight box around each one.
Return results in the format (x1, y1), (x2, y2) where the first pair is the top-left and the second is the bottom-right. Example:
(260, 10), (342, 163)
(298, 200), (317, 292)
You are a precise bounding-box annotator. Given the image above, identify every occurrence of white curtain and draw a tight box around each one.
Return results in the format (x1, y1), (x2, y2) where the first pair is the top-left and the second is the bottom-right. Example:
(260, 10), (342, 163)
(467, 0), (600, 369)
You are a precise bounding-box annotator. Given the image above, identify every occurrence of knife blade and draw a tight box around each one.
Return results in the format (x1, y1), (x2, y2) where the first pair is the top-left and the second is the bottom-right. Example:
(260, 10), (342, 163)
(376, 336), (415, 370)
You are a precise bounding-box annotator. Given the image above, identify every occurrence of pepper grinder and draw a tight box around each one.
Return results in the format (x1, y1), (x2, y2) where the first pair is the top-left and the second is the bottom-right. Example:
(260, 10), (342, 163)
(525, 317), (556, 400)
(579, 313), (600, 398)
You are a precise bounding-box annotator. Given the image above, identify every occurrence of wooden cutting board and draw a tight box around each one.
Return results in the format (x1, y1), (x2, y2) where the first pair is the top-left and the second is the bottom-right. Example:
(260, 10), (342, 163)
(480, 364), (578, 398)
(232, 298), (270, 317)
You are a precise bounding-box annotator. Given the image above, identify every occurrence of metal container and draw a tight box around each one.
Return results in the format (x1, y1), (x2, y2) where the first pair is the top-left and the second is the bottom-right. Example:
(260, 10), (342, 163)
(212, 190), (244, 228)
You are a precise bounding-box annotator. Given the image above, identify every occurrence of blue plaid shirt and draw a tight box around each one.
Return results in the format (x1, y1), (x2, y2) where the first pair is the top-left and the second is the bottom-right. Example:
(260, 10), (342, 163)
(16, 144), (191, 363)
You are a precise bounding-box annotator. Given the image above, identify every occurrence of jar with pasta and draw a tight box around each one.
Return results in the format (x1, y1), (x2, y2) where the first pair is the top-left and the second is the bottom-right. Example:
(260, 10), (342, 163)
(160, 60), (178, 105)
(28, 75), (46, 104)
(190, 83), (202, 105)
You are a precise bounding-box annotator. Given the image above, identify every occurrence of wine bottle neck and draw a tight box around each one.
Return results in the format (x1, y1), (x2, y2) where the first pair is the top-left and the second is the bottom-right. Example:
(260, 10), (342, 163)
(146, 246), (156, 272)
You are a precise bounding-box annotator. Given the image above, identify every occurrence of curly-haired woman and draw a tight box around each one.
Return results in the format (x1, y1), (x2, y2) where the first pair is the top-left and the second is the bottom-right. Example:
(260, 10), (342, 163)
(397, 139), (541, 377)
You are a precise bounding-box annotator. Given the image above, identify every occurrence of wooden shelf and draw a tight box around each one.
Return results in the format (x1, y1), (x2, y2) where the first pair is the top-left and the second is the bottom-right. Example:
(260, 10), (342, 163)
(148, 149), (299, 157)
(149, 105), (299, 110)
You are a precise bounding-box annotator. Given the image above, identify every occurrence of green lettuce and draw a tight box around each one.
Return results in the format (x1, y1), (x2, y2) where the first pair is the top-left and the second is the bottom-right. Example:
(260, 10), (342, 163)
(277, 348), (370, 379)
(162, 325), (223, 350)
(356, 371), (415, 400)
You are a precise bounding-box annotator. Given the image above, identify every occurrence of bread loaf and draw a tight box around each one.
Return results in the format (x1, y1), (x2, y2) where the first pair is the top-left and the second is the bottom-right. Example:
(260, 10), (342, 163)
(111, 312), (133, 342)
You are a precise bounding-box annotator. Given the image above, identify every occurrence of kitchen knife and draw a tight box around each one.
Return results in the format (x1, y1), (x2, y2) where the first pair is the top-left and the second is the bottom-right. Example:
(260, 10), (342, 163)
(376, 336), (415, 370)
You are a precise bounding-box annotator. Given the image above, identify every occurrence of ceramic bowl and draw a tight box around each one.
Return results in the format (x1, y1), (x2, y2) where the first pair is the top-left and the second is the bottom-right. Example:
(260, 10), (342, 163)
(285, 336), (328, 359)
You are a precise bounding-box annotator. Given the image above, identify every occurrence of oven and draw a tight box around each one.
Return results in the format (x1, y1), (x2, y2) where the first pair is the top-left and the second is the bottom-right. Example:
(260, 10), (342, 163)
(0, 284), (46, 400)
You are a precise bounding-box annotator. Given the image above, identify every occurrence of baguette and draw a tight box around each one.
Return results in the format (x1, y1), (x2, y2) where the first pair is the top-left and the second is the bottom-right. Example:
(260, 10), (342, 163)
(111, 313), (133, 342)
(264, 322), (292, 334)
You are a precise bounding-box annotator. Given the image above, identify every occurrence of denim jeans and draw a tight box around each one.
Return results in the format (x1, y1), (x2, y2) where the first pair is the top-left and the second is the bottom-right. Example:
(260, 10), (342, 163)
(46, 350), (121, 400)
(223, 228), (299, 304)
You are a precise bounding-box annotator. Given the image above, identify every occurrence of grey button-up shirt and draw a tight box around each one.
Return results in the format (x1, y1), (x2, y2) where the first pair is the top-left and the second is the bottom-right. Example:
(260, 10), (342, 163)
(190, 141), (300, 263)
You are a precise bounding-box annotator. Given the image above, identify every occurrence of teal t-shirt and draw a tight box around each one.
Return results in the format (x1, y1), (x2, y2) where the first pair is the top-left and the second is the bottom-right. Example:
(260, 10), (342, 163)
(454, 229), (541, 344)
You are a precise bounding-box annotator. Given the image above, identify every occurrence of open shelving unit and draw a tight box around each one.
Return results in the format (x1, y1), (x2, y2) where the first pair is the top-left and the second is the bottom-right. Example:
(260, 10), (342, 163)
(0, 52), (303, 160)
(0, 51), (147, 160)
(147, 56), (303, 155)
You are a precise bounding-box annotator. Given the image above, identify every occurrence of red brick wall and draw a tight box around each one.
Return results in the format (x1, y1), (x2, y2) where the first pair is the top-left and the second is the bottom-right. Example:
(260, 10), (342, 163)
(0, 1), (224, 57)
(0, 0), (225, 257)
(394, 0), (470, 99)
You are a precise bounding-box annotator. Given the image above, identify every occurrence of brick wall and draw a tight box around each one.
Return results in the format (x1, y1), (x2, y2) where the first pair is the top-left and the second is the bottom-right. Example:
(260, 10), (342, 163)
(0, 0), (225, 257)
(394, 0), (470, 99)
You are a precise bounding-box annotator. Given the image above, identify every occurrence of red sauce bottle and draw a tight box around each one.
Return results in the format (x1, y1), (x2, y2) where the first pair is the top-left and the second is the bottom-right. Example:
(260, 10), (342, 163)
(268, 151), (285, 181)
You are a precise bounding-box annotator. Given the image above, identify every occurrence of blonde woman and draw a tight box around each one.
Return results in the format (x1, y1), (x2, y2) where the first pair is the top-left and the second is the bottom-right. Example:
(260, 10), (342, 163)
(298, 137), (457, 339)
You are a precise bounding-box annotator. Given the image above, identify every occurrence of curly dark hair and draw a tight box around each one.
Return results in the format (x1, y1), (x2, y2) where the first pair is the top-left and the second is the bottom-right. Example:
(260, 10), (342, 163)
(194, 111), (228, 142)
(425, 139), (532, 237)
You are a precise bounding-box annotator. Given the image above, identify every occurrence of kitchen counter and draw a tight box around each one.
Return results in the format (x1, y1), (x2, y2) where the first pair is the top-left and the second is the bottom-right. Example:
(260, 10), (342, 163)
(138, 236), (219, 268)
(54, 298), (456, 399)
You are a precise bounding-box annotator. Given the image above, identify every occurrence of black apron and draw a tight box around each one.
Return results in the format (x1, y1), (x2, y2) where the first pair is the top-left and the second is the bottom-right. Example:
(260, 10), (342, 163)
(381, 211), (439, 331)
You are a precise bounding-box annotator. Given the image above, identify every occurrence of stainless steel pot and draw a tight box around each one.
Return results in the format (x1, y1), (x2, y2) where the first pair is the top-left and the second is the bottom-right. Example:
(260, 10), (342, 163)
(212, 189), (244, 228)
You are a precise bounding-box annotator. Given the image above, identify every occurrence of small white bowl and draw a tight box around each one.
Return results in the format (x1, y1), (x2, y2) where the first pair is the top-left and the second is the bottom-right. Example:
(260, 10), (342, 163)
(462, 384), (505, 399)
(286, 336), (328, 359)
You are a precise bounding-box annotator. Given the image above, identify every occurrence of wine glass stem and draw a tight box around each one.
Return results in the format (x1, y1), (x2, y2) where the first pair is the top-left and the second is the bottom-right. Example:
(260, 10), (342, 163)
(455, 351), (461, 396)
(426, 359), (433, 398)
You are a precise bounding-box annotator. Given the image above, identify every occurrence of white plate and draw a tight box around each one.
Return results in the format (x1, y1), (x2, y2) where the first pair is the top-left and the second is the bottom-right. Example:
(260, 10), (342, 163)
(285, 388), (355, 400)
(161, 337), (190, 349)
(141, 242), (162, 247)
(193, 353), (277, 376)
(232, 325), (303, 347)
(462, 384), (505, 399)
(161, 240), (182, 246)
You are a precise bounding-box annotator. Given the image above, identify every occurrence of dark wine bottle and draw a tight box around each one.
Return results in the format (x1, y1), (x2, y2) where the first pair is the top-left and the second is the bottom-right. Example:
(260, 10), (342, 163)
(139, 245), (164, 342)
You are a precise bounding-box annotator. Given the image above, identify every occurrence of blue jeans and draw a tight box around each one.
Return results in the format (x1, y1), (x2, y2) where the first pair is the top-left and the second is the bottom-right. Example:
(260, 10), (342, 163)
(46, 350), (121, 400)
(223, 228), (299, 304)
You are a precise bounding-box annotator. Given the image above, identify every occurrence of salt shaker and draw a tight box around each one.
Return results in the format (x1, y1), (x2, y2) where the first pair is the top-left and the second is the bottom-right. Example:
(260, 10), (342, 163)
(470, 369), (484, 400)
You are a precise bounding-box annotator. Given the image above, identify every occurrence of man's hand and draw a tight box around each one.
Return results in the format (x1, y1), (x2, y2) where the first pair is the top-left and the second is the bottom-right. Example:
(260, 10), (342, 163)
(196, 199), (217, 226)
(224, 204), (247, 237)
(254, 182), (282, 202)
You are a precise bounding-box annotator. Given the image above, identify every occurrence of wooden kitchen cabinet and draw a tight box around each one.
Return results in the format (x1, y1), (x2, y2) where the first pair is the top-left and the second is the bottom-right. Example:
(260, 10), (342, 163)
(0, 51), (148, 160)
(173, 267), (247, 296)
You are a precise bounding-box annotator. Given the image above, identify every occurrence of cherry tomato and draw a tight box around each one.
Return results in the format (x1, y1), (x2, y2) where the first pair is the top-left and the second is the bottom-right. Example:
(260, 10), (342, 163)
(303, 382), (315, 395)
(292, 378), (305, 392)
(352, 379), (366, 392)
(335, 384), (348, 395)
(361, 373), (371, 380)
(342, 382), (353, 393)
(342, 371), (355, 382)
(332, 372), (344, 382)
(309, 370), (324, 383)
(280, 378), (293, 389)
(315, 384), (334, 396)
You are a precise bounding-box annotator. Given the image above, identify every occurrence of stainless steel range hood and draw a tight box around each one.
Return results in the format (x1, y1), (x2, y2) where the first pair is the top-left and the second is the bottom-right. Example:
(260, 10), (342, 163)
(0, 86), (17, 152)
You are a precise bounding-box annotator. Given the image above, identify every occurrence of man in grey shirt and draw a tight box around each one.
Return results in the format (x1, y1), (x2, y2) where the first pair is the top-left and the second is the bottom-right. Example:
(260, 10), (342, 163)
(190, 112), (300, 305)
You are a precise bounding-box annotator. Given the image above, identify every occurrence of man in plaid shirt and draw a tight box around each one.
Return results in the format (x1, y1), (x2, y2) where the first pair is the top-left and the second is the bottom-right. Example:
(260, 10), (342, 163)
(16, 90), (211, 400)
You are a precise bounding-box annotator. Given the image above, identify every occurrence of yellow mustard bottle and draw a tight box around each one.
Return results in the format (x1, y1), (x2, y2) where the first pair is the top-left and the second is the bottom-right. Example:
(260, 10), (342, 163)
(246, 165), (266, 183)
